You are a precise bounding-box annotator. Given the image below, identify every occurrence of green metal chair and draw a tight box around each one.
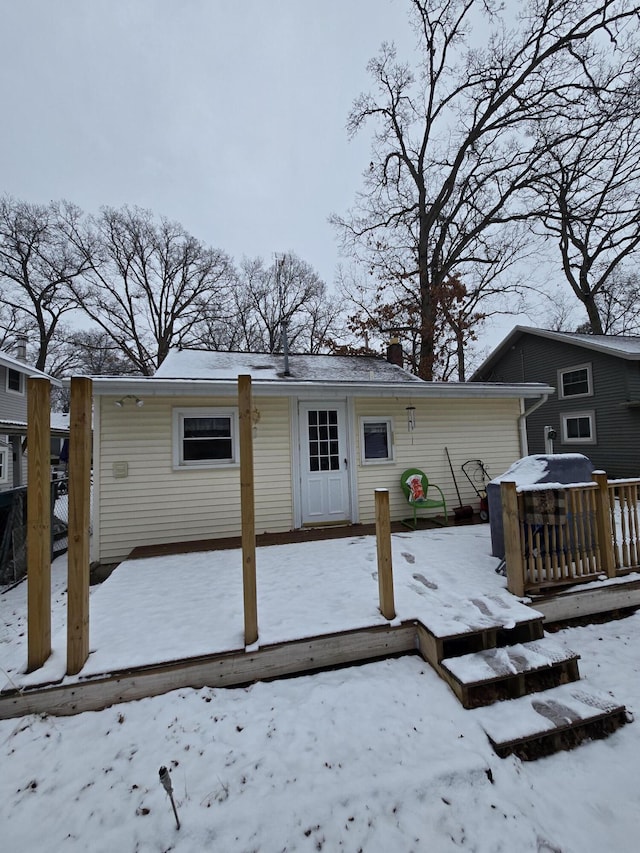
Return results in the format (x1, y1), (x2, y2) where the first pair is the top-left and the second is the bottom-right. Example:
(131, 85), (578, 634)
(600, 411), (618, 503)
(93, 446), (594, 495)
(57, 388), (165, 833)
(400, 468), (448, 529)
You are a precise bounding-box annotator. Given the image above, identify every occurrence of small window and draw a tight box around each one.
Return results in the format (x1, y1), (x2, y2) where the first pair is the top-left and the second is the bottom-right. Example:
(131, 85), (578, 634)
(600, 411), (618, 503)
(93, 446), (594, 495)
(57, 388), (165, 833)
(173, 408), (239, 468)
(360, 417), (394, 463)
(0, 447), (7, 483)
(558, 363), (592, 399)
(6, 368), (23, 394)
(561, 410), (596, 445)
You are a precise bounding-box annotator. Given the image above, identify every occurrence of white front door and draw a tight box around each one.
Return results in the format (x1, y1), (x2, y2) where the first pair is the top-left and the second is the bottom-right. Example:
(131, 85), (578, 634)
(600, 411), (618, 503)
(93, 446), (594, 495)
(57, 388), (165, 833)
(298, 402), (350, 525)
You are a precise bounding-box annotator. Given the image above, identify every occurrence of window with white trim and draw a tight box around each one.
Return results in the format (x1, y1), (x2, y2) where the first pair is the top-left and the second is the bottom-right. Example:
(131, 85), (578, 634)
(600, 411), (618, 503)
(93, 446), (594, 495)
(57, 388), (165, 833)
(558, 363), (593, 399)
(360, 417), (394, 463)
(173, 408), (239, 468)
(0, 446), (8, 483)
(6, 368), (24, 395)
(561, 410), (596, 444)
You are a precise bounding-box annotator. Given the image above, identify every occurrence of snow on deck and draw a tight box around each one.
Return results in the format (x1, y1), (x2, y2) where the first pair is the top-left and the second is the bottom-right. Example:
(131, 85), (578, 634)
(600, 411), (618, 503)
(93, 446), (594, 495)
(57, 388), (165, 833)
(4, 525), (527, 689)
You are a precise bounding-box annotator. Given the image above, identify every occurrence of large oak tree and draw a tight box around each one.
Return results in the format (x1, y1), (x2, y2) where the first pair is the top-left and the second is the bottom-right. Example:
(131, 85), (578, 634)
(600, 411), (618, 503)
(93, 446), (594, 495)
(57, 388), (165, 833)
(333, 0), (640, 379)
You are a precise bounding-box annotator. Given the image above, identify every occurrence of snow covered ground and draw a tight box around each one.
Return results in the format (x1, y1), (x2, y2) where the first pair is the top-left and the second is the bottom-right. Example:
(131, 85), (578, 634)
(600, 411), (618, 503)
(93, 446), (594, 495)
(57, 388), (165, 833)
(2, 525), (640, 851)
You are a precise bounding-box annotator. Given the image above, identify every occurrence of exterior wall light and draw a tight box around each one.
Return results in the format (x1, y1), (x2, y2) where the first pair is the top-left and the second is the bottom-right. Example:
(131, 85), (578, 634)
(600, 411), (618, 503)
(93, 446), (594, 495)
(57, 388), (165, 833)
(114, 395), (144, 408)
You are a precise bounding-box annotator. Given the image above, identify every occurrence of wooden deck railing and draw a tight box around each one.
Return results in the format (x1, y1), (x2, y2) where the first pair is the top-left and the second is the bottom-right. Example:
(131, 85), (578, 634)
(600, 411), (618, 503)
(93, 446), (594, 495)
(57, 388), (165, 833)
(501, 472), (637, 597)
(608, 479), (640, 573)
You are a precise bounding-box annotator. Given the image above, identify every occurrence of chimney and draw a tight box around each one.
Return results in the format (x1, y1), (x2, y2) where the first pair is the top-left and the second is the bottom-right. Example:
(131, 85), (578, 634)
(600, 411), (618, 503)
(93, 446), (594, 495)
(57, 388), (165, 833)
(386, 336), (403, 368)
(15, 335), (27, 363)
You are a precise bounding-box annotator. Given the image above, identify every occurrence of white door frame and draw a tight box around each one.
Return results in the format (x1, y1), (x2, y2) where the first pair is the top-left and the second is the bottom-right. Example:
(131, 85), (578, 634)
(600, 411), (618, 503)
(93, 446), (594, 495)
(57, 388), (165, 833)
(290, 397), (357, 528)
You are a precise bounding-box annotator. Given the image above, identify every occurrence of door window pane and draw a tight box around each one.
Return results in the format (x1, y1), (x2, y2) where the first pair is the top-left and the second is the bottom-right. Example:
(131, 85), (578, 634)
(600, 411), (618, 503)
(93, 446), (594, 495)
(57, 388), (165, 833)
(308, 410), (340, 471)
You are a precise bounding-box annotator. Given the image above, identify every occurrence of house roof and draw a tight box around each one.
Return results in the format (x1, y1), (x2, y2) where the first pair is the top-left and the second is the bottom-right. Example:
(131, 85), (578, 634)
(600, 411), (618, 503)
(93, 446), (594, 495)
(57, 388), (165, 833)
(0, 412), (70, 438)
(471, 326), (640, 380)
(154, 348), (423, 383)
(80, 347), (554, 401)
(0, 350), (61, 384)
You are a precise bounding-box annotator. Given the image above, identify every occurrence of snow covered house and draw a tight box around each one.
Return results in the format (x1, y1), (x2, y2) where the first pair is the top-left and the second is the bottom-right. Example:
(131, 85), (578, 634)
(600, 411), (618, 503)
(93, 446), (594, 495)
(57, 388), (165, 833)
(87, 346), (553, 566)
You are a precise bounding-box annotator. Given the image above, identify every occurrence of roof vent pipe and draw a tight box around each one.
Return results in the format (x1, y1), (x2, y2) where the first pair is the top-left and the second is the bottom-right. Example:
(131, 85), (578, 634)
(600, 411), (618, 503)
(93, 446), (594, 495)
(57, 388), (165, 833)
(282, 321), (290, 377)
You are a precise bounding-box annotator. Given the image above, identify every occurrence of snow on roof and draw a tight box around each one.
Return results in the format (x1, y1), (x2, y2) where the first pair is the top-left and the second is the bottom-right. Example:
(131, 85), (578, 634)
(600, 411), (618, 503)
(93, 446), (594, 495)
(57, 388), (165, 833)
(472, 326), (640, 379)
(541, 329), (640, 356)
(154, 348), (422, 384)
(0, 350), (58, 381)
(0, 413), (70, 436)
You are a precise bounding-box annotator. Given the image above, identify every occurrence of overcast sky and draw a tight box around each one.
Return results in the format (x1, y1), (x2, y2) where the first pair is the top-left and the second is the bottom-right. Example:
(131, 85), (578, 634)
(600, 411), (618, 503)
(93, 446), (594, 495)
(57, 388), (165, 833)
(1, 0), (537, 353)
(1, 1), (414, 280)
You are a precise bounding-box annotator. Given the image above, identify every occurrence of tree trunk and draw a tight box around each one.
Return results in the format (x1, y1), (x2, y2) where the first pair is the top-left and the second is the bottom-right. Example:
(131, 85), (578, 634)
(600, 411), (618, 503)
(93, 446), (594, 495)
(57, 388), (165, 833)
(582, 292), (604, 335)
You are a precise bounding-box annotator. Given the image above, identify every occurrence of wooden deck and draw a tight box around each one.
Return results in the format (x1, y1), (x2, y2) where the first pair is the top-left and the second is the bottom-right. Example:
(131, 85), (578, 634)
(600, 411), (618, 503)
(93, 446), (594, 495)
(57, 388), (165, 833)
(1, 598), (629, 762)
(528, 576), (640, 624)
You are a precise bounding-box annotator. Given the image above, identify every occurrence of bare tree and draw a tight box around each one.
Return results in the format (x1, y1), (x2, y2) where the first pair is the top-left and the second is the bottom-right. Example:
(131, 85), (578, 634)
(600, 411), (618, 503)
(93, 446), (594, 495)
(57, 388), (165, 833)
(0, 197), (89, 370)
(576, 269), (640, 335)
(533, 106), (640, 334)
(201, 253), (342, 354)
(332, 0), (640, 379)
(68, 206), (236, 375)
(54, 328), (138, 376)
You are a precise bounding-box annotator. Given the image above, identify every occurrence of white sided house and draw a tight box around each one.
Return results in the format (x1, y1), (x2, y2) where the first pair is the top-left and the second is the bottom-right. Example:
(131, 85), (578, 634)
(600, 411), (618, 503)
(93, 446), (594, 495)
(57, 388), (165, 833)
(88, 347), (553, 565)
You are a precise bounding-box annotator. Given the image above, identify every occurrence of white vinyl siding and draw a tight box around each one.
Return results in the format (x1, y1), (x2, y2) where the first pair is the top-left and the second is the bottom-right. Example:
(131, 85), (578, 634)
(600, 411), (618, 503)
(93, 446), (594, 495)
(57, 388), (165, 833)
(353, 397), (522, 525)
(97, 395), (293, 563)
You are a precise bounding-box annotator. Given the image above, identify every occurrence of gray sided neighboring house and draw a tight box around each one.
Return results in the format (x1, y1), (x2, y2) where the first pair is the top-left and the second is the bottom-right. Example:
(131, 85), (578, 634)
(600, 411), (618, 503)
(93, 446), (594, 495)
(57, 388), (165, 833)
(0, 350), (65, 491)
(472, 327), (640, 479)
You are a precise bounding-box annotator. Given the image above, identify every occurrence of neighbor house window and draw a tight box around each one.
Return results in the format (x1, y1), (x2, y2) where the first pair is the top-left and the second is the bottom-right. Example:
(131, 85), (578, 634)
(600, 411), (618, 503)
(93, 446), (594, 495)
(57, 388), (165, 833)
(360, 417), (394, 463)
(558, 363), (592, 399)
(6, 368), (23, 394)
(0, 446), (7, 483)
(561, 410), (596, 445)
(173, 408), (239, 468)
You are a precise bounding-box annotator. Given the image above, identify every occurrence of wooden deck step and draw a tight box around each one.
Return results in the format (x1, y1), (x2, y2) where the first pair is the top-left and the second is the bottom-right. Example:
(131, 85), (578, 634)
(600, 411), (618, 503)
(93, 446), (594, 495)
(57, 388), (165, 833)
(440, 638), (580, 708)
(475, 682), (628, 760)
(416, 594), (544, 666)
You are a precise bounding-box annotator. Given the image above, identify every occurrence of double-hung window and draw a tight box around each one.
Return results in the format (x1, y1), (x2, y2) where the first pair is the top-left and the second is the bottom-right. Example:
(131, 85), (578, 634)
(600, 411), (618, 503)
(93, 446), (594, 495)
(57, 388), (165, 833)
(173, 408), (239, 468)
(558, 363), (592, 399)
(6, 368), (23, 394)
(360, 417), (394, 463)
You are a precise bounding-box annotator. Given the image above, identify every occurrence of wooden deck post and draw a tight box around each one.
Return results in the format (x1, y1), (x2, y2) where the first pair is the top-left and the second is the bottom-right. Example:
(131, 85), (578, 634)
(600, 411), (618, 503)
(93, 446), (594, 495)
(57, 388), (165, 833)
(238, 375), (258, 646)
(67, 377), (93, 675)
(501, 480), (525, 598)
(375, 489), (396, 620)
(592, 471), (616, 579)
(27, 377), (52, 671)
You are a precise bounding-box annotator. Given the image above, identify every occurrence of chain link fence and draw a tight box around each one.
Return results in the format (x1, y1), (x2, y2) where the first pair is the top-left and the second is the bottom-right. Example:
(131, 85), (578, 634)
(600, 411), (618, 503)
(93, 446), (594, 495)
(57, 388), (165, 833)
(0, 477), (83, 586)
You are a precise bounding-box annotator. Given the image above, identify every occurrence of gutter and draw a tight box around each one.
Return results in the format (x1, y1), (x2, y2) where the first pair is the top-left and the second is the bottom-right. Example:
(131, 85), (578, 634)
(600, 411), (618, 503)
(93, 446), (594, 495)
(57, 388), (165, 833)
(517, 393), (550, 457)
(74, 376), (555, 402)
